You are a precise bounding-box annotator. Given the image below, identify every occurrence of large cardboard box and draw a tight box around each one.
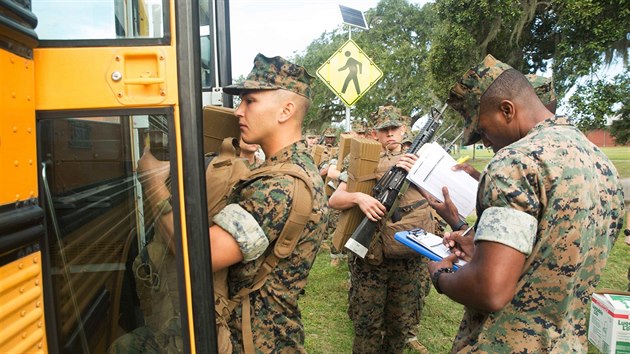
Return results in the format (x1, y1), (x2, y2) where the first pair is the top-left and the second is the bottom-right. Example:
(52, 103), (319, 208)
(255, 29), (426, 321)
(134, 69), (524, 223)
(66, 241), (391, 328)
(332, 138), (382, 251)
(202, 105), (239, 154)
(588, 290), (630, 353)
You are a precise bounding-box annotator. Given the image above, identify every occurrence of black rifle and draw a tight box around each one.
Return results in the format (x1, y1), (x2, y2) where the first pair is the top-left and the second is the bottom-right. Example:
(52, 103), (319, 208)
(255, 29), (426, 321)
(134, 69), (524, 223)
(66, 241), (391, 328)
(344, 104), (448, 258)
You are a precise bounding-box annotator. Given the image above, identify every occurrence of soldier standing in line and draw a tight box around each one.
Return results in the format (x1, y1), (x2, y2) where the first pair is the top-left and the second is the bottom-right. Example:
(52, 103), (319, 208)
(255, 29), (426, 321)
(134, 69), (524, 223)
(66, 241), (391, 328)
(329, 105), (437, 354)
(137, 54), (329, 353)
(304, 129), (319, 149)
(426, 55), (624, 353)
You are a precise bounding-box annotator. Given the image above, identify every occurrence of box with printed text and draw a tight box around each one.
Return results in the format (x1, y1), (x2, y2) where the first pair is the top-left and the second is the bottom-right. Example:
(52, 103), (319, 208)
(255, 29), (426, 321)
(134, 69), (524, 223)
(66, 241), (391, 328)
(588, 291), (630, 353)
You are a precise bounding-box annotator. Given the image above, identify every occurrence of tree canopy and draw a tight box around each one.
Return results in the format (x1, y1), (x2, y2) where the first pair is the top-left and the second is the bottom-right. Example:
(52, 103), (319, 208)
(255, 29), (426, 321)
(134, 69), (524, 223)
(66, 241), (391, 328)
(290, 0), (628, 140)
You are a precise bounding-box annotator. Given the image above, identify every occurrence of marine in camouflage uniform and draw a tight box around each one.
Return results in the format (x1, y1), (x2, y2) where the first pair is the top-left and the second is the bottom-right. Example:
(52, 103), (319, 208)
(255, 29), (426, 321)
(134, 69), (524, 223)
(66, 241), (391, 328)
(330, 106), (436, 354)
(431, 55), (625, 353)
(220, 54), (329, 353)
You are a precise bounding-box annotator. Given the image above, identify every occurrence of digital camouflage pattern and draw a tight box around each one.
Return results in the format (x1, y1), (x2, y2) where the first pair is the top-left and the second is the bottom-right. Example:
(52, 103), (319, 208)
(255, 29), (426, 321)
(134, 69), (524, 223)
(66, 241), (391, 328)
(348, 256), (430, 354)
(346, 151), (435, 353)
(223, 53), (315, 99)
(452, 115), (625, 353)
(447, 54), (512, 146)
(526, 74), (556, 108)
(225, 141), (328, 353)
(373, 105), (404, 130)
(351, 120), (368, 133)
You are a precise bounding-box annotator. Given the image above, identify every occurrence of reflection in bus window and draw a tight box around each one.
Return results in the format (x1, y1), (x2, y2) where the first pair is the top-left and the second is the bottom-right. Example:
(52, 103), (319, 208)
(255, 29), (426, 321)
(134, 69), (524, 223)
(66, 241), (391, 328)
(33, 0), (165, 40)
(38, 114), (179, 353)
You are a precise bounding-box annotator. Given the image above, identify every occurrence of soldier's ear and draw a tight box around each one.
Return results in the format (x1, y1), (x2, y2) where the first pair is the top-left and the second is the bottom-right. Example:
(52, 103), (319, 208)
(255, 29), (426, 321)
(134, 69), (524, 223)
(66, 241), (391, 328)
(278, 100), (296, 124)
(500, 100), (515, 123)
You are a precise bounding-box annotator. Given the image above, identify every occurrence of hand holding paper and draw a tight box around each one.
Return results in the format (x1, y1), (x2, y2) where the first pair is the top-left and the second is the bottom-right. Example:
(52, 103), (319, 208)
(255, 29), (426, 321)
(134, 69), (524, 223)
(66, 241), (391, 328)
(407, 143), (478, 218)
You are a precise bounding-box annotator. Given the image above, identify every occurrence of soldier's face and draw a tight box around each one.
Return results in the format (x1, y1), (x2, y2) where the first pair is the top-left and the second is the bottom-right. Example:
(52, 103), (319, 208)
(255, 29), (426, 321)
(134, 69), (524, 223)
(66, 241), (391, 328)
(477, 100), (517, 152)
(306, 136), (318, 146)
(376, 125), (405, 151)
(235, 90), (278, 145)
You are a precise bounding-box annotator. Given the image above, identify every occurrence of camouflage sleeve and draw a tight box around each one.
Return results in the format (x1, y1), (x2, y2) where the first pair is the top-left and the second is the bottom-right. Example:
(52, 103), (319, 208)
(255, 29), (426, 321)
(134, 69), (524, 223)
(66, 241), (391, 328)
(338, 155), (351, 183)
(234, 174), (295, 245)
(212, 204), (269, 262)
(475, 149), (542, 254)
(474, 206), (537, 254)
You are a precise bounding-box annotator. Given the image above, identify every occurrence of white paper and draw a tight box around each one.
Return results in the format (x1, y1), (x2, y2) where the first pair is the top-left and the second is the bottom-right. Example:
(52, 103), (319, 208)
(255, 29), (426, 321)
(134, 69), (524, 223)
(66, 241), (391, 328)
(406, 229), (467, 267)
(407, 142), (478, 218)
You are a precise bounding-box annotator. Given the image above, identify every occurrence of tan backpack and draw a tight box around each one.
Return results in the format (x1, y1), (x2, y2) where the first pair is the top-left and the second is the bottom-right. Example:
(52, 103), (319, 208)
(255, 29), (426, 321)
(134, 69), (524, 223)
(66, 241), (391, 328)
(134, 137), (315, 354)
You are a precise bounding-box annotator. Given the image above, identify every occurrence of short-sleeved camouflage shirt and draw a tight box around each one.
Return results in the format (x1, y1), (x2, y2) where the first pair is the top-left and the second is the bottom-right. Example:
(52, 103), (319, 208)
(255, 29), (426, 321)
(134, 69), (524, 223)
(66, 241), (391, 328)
(452, 116), (625, 352)
(225, 141), (329, 353)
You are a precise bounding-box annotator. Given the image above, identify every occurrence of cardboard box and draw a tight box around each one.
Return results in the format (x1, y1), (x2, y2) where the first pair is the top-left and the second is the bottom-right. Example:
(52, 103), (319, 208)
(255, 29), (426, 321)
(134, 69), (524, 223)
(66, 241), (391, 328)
(337, 133), (354, 163)
(588, 290), (630, 353)
(332, 138), (381, 251)
(202, 105), (239, 154)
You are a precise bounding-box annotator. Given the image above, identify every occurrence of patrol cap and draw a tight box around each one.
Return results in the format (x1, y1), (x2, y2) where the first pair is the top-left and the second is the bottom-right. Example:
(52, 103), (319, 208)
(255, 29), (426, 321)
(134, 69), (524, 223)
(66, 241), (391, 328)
(323, 128), (336, 137)
(223, 53), (315, 99)
(373, 105), (404, 130)
(525, 74), (556, 108)
(351, 120), (367, 133)
(447, 54), (512, 146)
(304, 129), (318, 138)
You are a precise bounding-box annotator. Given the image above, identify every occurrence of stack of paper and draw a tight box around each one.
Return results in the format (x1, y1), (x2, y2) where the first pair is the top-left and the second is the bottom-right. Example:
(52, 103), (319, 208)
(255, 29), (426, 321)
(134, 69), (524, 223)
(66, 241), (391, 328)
(406, 142), (478, 218)
(396, 228), (467, 268)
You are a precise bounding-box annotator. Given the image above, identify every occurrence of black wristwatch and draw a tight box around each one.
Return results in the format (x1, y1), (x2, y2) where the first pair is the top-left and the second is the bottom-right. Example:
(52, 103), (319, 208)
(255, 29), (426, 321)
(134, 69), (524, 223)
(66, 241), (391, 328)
(431, 267), (454, 294)
(452, 219), (468, 231)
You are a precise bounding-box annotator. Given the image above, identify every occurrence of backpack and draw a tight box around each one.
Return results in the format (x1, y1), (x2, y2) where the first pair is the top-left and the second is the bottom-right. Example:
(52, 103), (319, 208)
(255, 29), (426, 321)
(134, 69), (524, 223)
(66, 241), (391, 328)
(133, 137), (315, 354)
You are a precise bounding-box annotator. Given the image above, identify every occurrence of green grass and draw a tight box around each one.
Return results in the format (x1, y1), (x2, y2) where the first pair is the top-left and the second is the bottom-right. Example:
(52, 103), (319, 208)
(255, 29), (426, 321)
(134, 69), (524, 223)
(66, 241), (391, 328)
(301, 146), (630, 353)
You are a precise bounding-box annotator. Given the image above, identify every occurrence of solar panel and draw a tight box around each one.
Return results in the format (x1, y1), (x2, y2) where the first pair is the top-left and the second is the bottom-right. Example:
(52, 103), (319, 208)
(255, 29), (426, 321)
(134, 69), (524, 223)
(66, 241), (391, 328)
(339, 5), (368, 29)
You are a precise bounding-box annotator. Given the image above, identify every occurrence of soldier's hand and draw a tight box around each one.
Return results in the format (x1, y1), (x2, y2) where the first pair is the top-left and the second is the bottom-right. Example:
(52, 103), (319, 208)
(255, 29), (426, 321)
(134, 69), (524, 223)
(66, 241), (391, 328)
(452, 163), (481, 181)
(443, 230), (474, 262)
(355, 193), (386, 222)
(418, 186), (461, 229)
(396, 153), (418, 172)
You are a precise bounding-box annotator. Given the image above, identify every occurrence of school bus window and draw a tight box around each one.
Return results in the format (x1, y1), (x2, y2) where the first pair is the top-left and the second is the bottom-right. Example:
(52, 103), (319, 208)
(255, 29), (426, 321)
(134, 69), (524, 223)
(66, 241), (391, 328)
(38, 113), (180, 353)
(32, 0), (165, 40)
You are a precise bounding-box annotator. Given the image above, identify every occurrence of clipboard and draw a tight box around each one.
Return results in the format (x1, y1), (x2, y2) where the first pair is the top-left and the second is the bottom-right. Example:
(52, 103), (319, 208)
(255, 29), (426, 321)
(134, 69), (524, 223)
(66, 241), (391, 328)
(394, 228), (466, 270)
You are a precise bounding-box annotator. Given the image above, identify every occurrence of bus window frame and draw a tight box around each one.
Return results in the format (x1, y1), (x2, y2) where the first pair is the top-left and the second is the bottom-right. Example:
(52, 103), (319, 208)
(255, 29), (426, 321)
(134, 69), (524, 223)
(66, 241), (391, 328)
(34, 0), (171, 48)
(35, 106), (190, 353)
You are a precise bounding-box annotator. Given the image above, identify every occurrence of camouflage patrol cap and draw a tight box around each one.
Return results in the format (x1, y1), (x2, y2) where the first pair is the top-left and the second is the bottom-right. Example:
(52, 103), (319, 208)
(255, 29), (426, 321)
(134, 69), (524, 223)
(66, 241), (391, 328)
(447, 54), (512, 145)
(526, 74), (556, 108)
(223, 53), (315, 99)
(373, 105), (404, 130)
(351, 120), (367, 133)
(323, 127), (336, 137)
(304, 129), (318, 138)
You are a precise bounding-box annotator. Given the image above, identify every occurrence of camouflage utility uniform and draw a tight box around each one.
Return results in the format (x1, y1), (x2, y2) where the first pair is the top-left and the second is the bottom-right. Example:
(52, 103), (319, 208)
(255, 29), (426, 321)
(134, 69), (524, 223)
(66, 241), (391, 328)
(345, 150), (434, 354)
(215, 141), (328, 353)
(452, 115), (625, 352)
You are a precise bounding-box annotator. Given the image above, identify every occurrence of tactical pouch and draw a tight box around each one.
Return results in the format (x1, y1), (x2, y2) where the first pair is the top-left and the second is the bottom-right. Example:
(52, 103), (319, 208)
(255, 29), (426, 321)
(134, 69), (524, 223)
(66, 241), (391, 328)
(382, 200), (435, 259)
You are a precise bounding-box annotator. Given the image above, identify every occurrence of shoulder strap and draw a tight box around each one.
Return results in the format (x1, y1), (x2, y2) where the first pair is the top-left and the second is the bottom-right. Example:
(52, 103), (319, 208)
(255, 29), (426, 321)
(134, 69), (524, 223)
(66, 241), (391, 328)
(226, 162), (317, 353)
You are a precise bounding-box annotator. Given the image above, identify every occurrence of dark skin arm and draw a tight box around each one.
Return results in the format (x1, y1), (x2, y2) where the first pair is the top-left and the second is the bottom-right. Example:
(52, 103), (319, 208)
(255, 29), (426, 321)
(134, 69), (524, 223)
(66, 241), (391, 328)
(428, 241), (525, 312)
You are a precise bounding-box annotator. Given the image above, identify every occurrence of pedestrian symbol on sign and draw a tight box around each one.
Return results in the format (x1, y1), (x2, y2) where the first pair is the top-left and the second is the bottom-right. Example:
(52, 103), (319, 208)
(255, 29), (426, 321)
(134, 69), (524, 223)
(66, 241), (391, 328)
(339, 51), (362, 94)
(316, 39), (383, 107)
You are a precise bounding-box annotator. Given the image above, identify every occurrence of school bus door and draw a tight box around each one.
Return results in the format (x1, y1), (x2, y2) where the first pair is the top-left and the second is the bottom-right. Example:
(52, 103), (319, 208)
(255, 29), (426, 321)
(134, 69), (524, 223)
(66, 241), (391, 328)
(31, 0), (218, 352)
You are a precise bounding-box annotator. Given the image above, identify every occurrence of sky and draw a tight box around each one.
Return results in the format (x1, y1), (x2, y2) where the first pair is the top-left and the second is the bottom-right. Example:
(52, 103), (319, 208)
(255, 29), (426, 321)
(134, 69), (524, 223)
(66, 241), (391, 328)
(229, 0), (428, 79)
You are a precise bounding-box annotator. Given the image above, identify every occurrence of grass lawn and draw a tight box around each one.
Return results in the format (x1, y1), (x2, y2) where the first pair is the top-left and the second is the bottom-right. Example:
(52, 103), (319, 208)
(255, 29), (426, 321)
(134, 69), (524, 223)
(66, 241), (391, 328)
(301, 146), (630, 353)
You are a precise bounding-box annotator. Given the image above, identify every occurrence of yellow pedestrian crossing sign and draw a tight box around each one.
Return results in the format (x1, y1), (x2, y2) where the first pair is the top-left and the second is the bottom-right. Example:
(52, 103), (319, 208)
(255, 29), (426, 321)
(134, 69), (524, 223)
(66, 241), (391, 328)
(316, 39), (383, 107)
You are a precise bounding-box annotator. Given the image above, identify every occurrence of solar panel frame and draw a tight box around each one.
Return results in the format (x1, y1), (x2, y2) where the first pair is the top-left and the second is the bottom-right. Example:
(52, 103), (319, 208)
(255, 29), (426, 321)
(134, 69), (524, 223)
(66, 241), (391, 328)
(339, 5), (368, 29)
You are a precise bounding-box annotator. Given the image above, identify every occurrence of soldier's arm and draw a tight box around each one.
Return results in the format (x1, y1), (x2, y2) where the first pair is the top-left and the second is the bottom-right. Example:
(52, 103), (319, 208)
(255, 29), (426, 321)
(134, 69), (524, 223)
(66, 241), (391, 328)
(328, 181), (386, 222)
(428, 241), (525, 312)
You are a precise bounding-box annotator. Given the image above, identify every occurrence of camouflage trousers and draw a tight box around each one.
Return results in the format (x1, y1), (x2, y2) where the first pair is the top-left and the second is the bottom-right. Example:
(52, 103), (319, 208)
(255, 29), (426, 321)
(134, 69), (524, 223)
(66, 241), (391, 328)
(323, 209), (343, 255)
(347, 256), (431, 354)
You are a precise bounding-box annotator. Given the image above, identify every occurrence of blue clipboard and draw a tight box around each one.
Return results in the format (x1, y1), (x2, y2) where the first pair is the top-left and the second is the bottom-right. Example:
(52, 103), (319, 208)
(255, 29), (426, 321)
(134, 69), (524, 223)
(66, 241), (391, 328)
(394, 228), (461, 270)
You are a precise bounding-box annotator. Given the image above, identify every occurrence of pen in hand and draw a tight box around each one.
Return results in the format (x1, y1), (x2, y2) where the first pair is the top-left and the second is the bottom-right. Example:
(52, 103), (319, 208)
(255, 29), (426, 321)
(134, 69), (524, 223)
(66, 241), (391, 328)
(461, 225), (473, 237)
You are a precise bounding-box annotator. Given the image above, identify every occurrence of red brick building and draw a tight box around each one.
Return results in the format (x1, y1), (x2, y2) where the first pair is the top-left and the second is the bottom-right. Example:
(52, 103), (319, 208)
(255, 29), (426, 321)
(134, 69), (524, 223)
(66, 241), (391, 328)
(586, 129), (628, 147)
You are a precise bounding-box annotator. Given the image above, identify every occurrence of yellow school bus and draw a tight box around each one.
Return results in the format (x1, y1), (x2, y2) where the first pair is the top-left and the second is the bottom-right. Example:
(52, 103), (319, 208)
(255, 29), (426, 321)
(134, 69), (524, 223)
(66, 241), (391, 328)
(1, 0), (231, 352)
